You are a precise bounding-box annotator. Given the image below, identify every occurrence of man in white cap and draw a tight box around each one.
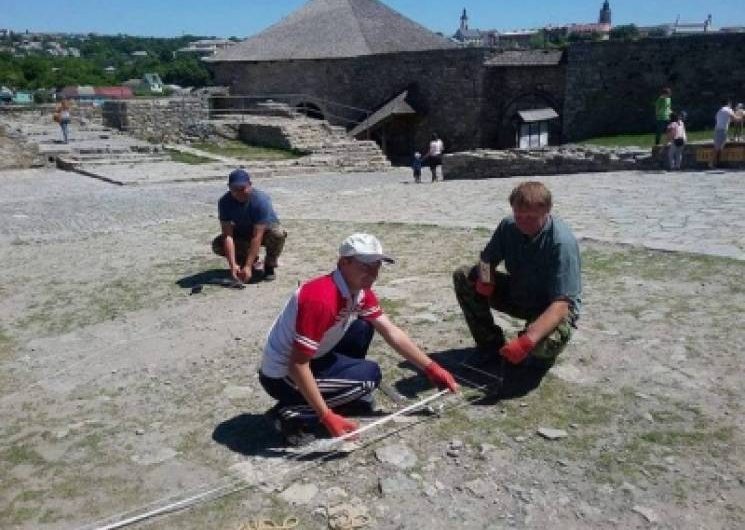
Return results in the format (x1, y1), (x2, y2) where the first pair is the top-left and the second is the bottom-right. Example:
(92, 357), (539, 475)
(259, 233), (458, 445)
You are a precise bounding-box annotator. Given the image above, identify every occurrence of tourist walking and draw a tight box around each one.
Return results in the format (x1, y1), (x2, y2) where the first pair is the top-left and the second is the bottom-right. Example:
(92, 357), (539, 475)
(710, 99), (739, 169)
(54, 97), (73, 144)
(666, 112), (687, 170)
(426, 133), (444, 182)
(654, 87), (672, 146)
(412, 151), (422, 183)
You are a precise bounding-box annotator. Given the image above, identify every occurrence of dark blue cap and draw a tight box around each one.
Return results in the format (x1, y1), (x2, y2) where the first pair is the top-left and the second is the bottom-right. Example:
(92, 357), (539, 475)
(228, 168), (251, 187)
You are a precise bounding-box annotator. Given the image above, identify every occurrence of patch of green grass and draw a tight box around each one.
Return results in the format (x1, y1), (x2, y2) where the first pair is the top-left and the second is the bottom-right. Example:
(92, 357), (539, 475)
(379, 298), (406, 318)
(0, 504), (37, 526)
(14, 253), (219, 337)
(2, 445), (45, 466)
(166, 148), (214, 164)
(191, 140), (306, 160)
(582, 245), (745, 285)
(579, 128), (714, 148)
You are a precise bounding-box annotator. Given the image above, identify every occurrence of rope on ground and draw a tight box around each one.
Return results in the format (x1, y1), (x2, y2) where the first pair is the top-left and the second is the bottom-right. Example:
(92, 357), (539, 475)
(82, 360), (500, 530)
(237, 516), (299, 529)
(327, 505), (371, 529)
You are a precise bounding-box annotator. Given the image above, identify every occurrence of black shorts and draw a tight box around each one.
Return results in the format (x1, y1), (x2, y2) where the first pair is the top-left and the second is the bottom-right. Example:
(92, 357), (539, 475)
(428, 155), (442, 169)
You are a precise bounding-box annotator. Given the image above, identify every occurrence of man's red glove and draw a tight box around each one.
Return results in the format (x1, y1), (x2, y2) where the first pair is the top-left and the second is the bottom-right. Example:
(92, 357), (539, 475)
(475, 279), (495, 298)
(499, 335), (536, 365)
(424, 361), (459, 392)
(320, 410), (359, 438)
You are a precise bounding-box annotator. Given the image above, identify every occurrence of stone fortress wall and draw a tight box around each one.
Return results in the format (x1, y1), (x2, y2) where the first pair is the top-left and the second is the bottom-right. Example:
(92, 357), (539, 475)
(212, 33), (745, 156)
(211, 47), (492, 159)
(101, 97), (209, 144)
(58, 33), (745, 161)
(563, 33), (745, 141)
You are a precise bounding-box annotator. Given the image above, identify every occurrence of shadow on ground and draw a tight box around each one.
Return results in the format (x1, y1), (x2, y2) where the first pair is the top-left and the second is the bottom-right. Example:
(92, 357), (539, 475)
(393, 347), (550, 405)
(212, 412), (349, 461)
(176, 269), (257, 291)
(212, 412), (283, 456)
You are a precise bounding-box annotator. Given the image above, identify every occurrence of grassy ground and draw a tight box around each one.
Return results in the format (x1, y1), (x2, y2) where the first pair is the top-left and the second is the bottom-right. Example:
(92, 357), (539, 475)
(580, 129), (714, 148)
(190, 140), (305, 160)
(166, 149), (214, 165)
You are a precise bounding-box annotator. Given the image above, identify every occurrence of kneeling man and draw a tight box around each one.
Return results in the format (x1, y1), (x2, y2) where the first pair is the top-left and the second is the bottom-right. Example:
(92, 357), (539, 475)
(453, 182), (581, 394)
(260, 233), (458, 444)
(212, 168), (286, 283)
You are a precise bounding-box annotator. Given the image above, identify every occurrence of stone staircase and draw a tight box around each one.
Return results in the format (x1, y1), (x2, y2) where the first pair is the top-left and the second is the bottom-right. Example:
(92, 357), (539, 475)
(209, 102), (390, 172)
(3, 106), (392, 185)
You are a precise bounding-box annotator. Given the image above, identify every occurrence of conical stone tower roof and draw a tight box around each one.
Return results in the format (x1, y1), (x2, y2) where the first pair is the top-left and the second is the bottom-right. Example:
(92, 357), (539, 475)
(209, 0), (455, 62)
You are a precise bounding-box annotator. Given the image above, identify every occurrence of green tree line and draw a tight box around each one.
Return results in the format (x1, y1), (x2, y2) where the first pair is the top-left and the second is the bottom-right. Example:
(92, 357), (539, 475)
(0, 34), (218, 90)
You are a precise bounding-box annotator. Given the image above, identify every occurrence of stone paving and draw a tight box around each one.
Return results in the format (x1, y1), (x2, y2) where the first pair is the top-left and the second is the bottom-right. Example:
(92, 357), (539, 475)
(2, 166), (743, 261)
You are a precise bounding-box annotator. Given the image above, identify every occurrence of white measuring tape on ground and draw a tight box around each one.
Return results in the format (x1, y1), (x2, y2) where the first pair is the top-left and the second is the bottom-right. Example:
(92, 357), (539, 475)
(82, 387), (460, 530)
(82, 357), (505, 530)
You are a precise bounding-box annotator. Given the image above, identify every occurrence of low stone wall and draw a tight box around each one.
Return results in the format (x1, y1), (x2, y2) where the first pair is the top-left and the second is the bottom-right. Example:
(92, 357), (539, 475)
(444, 145), (657, 180)
(652, 141), (745, 170)
(102, 97), (209, 143)
(237, 123), (293, 150)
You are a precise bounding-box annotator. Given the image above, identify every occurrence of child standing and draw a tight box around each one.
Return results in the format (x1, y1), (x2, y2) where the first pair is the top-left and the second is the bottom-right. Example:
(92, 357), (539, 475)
(412, 152), (422, 183)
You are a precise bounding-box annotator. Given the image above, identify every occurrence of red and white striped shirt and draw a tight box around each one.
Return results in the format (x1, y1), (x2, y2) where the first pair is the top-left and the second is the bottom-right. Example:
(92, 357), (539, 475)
(260, 269), (383, 378)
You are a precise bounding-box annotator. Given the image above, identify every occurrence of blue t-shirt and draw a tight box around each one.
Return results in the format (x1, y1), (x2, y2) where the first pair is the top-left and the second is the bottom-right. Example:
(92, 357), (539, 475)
(218, 188), (279, 239)
(481, 215), (582, 322)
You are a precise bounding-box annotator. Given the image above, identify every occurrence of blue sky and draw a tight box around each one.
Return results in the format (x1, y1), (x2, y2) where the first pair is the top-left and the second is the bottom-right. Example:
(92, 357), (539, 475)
(2, 0), (743, 38)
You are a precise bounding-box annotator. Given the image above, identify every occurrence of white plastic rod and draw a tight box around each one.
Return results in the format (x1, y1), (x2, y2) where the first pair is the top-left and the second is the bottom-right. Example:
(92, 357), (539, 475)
(328, 389), (450, 446)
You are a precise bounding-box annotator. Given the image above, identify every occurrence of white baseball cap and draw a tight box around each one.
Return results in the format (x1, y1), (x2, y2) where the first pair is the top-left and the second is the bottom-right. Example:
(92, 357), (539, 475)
(339, 233), (395, 264)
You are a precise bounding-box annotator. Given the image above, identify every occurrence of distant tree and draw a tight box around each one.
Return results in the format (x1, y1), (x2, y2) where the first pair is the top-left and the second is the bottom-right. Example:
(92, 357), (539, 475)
(647, 27), (668, 38)
(528, 32), (546, 49)
(161, 56), (212, 87)
(610, 24), (640, 40)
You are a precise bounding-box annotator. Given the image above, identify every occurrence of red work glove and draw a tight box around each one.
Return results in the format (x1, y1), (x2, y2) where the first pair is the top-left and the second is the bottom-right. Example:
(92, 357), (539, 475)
(499, 335), (536, 365)
(475, 279), (495, 298)
(320, 410), (359, 439)
(424, 361), (459, 392)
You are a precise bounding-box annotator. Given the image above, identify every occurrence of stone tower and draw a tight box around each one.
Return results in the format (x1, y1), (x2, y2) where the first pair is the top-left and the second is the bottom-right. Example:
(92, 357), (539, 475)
(599, 0), (611, 25)
(460, 8), (469, 31)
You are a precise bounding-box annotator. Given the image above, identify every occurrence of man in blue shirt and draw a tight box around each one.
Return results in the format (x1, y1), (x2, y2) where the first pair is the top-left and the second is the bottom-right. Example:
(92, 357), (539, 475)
(453, 181), (581, 394)
(211, 168), (287, 283)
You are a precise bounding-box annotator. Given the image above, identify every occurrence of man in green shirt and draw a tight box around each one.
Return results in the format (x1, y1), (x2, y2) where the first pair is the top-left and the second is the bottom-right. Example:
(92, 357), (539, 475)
(453, 181), (581, 397)
(655, 87), (673, 145)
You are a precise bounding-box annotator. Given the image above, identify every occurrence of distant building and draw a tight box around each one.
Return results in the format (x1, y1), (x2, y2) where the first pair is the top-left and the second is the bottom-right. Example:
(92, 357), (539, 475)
(0, 86), (13, 104)
(177, 39), (235, 58)
(452, 9), (486, 46)
(12, 91), (34, 104)
(143, 73), (164, 93)
(497, 30), (539, 49)
(639, 15), (714, 38)
(104, 66), (117, 74)
(599, 1), (611, 25)
(131, 50), (148, 57)
(59, 85), (133, 102)
(672, 14), (713, 35)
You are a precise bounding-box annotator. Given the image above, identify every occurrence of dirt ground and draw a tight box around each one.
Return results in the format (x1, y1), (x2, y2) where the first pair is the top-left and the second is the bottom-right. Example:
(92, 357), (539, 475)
(0, 127), (38, 170)
(1, 165), (744, 529)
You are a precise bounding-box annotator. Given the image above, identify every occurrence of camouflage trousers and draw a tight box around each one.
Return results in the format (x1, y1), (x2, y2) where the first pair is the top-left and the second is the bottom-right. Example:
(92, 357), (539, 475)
(452, 264), (572, 363)
(212, 224), (287, 267)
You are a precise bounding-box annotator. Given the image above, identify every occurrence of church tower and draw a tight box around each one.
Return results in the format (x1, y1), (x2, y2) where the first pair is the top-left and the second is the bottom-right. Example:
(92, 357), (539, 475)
(460, 8), (469, 31)
(599, 0), (611, 25)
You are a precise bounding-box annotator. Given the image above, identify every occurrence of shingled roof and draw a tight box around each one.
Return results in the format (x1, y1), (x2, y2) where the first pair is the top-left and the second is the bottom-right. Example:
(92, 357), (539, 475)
(207, 0), (455, 62)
